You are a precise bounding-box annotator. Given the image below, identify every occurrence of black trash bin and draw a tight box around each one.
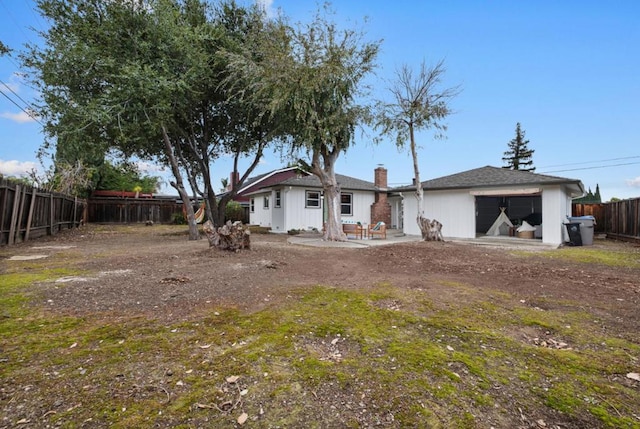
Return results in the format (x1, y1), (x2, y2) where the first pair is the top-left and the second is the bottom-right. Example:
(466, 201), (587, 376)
(565, 222), (582, 246)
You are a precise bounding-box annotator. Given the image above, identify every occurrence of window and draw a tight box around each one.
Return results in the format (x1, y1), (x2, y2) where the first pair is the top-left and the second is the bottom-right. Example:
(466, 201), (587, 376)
(263, 195), (270, 209)
(275, 190), (281, 208)
(250, 198), (255, 213)
(341, 193), (353, 216)
(306, 191), (321, 208)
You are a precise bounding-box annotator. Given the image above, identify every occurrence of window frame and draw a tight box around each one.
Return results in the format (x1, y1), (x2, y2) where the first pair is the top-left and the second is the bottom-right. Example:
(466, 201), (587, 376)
(275, 190), (281, 208)
(340, 192), (353, 216)
(250, 198), (255, 213)
(263, 195), (270, 209)
(305, 190), (321, 208)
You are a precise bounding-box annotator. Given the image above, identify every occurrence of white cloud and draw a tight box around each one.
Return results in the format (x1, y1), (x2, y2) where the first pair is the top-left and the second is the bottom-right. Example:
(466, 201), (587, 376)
(255, 0), (275, 17)
(136, 160), (167, 174)
(0, 159), (38, 177)
(626, 177), (640, 187)
(0, 110), (37, 123)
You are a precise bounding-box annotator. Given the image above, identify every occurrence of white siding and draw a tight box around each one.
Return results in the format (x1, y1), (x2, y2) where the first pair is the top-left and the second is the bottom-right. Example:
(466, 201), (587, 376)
(401, 185), (575, 245)
(249, 193), (272, 228)
(402, 190), (476, 239)
(272, 190), (285, 233)
(541, 185), (572, 245)
(281, 187), (324, 232)
(340, 191), (375, 225)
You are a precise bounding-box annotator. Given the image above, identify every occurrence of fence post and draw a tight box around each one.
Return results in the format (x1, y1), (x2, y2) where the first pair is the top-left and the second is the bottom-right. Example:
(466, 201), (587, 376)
(49, 193), (55, 235)
(25, 187), (37, 242)
(14, 185), (27, 243)
(8, 185), (21, 245)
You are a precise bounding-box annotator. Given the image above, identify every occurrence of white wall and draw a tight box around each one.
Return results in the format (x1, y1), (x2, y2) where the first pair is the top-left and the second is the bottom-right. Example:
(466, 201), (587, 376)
(272, 190), (285, 233)
(281, 187), (324, 232)
(541, 185), (573, 245)
(340, 191), (375, 225)
(249, 193), (272, 228)
(400, 185), (575, 245)
(402, 190), (476, 238)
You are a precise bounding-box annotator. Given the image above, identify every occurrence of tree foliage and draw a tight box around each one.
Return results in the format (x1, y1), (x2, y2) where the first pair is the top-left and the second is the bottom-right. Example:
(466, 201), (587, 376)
(23, 0), (284, 239)
(96, 161), (160, 193)
(227, 6), (380, 240)
(502, 122), (535, 171)
(375, 59), (459, 240)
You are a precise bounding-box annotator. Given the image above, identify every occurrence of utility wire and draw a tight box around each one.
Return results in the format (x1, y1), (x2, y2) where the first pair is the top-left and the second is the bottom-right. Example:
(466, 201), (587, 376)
(539, 161), (640, 174)
(0, 79), (34, 111)
(0, 88), (43, 125)
(538, 155), (640, 169)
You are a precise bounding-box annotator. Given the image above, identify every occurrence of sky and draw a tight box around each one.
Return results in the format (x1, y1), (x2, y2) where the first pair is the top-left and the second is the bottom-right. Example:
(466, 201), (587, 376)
(1, 0), (639, 201)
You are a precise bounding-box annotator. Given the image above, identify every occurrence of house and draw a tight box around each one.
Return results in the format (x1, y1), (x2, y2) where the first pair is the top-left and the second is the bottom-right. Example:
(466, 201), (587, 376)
(243, 167), (391, 233)
(390, 166), (585, 246)
(230, 167), (303, 221)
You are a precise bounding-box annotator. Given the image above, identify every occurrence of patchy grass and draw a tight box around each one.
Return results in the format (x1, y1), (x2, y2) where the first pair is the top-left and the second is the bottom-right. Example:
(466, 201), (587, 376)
(535, 241), (640, 268)
(1, 271), (638, 428)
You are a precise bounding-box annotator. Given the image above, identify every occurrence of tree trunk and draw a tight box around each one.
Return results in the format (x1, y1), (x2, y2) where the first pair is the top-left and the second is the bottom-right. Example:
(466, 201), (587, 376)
(202, 220), (250, 251)
(311, 146), (346, 242)
(162, 126), (200, 240)
(323, 182), (345, 241)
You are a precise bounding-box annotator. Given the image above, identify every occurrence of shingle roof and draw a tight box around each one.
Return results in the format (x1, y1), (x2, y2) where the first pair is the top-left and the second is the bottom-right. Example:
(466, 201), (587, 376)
(272, 173), (377, 191)
(393, 166), (583, 191)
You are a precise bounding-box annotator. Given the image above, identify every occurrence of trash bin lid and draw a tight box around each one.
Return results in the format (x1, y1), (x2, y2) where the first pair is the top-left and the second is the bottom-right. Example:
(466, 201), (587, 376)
(568, 215), (595, 221)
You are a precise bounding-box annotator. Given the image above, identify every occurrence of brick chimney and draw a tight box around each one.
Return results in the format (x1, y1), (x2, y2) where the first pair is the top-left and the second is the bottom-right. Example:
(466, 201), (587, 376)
(371, 166), (391, 226)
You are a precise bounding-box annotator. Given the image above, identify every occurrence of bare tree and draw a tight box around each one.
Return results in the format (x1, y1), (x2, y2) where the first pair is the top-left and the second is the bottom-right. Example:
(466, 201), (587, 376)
(376, 59), (459, 240)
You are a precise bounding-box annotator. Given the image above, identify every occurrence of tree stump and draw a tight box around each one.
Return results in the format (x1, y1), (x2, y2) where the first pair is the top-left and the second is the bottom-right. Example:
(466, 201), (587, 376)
(203, 220), (251, 251)
(418, 216), (445, 242)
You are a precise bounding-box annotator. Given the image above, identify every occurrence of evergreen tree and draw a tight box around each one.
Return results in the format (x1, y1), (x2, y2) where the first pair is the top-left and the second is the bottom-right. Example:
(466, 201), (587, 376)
(502, 123), (535, 171)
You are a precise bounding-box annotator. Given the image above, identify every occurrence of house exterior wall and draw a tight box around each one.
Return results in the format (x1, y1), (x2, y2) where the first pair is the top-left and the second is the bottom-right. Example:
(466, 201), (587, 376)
(249, 193), (272, 228)
(401, 190), (476, 238)
(400, 185), (574, 245)
(281, 187), (324, 232)
(251, 187), (376, 232)
(342, 191), (375, 225)
(272, 190), (285, 233)
(541, 185), (573, 245)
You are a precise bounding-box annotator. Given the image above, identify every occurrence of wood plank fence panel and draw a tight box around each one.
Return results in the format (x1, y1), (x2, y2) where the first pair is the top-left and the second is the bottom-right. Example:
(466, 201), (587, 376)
(0, 179), (86, 246)
(87, 197), (184, 224)
(597, 198), (640, 243)
(572, 203), (606, 233)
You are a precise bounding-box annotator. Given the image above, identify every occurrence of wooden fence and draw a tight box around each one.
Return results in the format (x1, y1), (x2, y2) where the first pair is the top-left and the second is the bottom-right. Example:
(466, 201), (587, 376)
(573, 197), (640, 242)
(87, 197), (249, 224)
(572, 203), (606, 233)
(87, 197), (184, 224)
(0, 179), (86, 246)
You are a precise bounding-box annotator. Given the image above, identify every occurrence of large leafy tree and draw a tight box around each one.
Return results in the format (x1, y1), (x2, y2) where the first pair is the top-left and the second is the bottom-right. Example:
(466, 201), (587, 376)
(22, 0), (282, 239)
(230, 7), (379, 241)
(502, 122), (535, 171)
(375, 60), (459, 240)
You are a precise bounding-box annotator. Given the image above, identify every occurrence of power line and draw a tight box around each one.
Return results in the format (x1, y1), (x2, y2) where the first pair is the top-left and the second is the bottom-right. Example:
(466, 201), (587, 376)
(539, 161), (640, 174)
(0, 87), (43, 125)
(0, 79), (34, 111)
(538, 155), (640, 169)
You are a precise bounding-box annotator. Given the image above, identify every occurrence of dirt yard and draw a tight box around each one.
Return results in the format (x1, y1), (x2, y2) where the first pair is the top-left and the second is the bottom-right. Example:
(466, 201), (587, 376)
(2, 224), (639, 428)
(27, 225), (639, 332)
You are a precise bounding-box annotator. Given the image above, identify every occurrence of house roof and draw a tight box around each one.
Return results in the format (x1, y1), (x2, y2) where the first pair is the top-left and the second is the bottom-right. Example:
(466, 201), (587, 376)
(393, 166), (584, 193)
(244, 172), (377, 195)
(278, 173), (377, 191)
(237, 166), (304, 195)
